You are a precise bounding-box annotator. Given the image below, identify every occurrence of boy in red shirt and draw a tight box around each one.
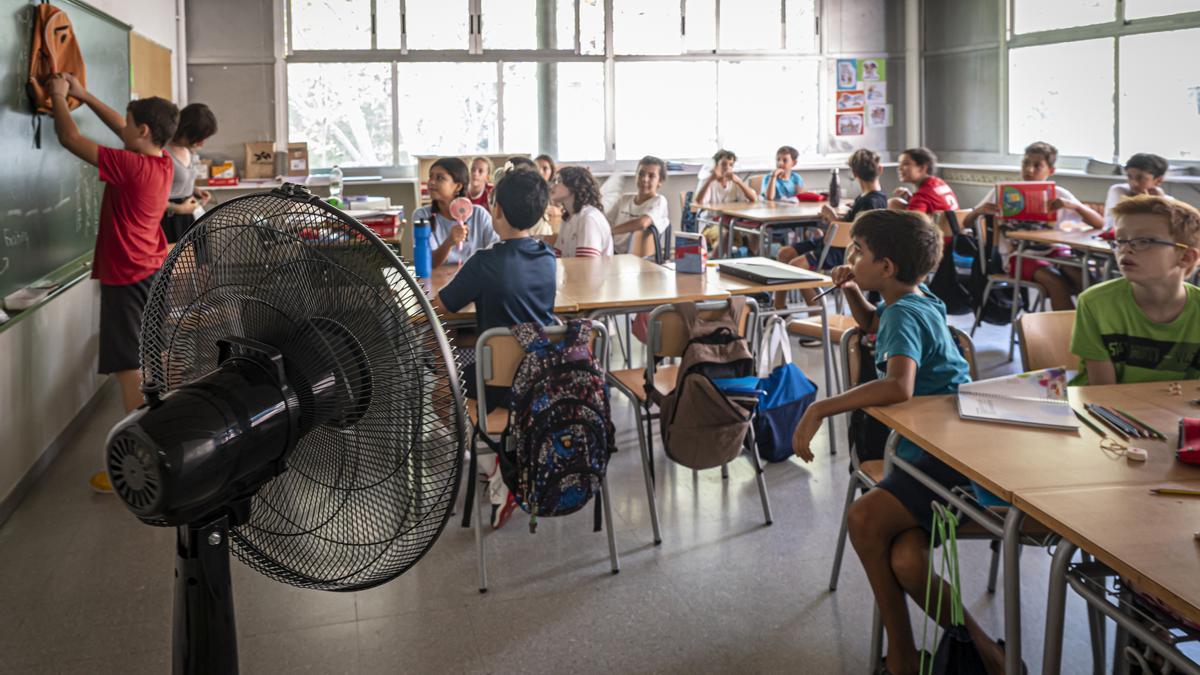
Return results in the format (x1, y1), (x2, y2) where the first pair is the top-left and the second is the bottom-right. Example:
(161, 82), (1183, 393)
(889, 147), (960, 213)
(48, 73), (178, 493)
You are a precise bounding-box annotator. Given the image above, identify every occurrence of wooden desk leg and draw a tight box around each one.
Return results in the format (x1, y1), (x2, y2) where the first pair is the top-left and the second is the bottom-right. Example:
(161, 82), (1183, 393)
(1003, 508), (1026, 675)
(1008, 244), (1024, 362)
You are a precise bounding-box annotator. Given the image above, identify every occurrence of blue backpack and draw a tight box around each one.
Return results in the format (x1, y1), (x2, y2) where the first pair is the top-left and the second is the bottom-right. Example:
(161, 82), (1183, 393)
(486, 320), (613, 532)
(753, 317), (818, 462)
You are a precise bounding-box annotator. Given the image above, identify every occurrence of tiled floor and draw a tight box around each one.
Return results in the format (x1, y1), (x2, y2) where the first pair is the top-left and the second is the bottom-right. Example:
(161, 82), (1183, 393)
(0, 314), (1111, 673)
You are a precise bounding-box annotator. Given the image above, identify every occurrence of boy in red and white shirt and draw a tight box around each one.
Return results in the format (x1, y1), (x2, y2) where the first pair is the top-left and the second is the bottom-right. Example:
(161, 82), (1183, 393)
(889, 147), (960, 213)
(49, 73), (178, 493)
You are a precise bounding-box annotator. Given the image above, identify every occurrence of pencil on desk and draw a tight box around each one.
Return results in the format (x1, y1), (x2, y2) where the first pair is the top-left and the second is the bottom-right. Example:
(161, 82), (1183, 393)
(1150, 488), (1200, 497)
(1073, 409), (1106, 438)
(1084, 404), (1130, 440)
(1101, 406), (1147, 439)
(1113, 407), (1167, 441)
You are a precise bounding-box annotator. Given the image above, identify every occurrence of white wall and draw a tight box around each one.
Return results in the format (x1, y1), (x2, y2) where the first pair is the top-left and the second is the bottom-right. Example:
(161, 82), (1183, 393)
(87, 0), (181, 100)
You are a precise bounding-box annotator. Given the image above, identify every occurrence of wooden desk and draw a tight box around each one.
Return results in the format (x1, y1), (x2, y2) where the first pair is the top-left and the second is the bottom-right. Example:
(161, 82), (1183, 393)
(867, 382), (1200, 502)
(1005, 227), (1112, 257)
(691, 200), (829, 223)
(425, 264), (581, 322)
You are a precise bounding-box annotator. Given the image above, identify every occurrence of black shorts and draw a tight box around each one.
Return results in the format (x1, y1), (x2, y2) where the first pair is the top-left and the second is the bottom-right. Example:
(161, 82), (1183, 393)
(789, 238), (845, 270)
(161, 199), (197, 244)
(99, 275), (155, 374)
(876, 451), (972, 532)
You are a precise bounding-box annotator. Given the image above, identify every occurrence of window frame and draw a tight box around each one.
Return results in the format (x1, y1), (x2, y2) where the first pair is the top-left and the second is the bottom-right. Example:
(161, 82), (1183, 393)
(998, 0), (1200, 166)
(282, 0), (888, 170)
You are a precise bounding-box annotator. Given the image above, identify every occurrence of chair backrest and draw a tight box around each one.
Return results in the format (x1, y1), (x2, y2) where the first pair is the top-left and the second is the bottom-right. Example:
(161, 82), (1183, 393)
(627, 225), (662, 262)
(748, 174), (765, 195)
(935, 210), (973, 238)
(475, 323), (608, 389)
(648, 298), (757, 361)
(1016, 310), (1076, 372)
(827, 219), (855, 249)
(948, 325), (979, 381)
(840, 327), (866, 394)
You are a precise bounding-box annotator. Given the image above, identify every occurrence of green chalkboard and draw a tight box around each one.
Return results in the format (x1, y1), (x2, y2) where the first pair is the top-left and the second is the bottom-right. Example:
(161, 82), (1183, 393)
(0, 0), (130, 299)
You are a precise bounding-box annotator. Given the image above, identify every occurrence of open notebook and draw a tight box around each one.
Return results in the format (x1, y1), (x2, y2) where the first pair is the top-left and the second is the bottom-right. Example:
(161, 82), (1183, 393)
(956, 367), (1079, 431)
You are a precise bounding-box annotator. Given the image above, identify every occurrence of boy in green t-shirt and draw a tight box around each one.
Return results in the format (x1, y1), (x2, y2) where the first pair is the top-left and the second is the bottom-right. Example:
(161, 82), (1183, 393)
(1071, 196), (1200, 385)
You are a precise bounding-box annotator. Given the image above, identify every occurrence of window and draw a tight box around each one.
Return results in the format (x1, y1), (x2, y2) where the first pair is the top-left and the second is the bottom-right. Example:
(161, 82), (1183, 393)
(404, 0), (470, 51)
(785, 0), (817, 52)
(1125, 0), (1200, 20)
(720, 0), (782, 51)
(290, 0), (373, 50)
(615, 62), (717, 159)
(501, 63), (540, 153)
(395, 63), (498, 155)
(480, 0), (577, 51)
(555, 63), (606, 161)
(1008, 39), (1114, 159)
(613, 1), (682, 55)
(288, 63), (394, 167)
(1120, 28), (1200, 160)
(1012, 0), (1113, 34)
(685, 0), (717, 52)
(718, 60), (819, 155)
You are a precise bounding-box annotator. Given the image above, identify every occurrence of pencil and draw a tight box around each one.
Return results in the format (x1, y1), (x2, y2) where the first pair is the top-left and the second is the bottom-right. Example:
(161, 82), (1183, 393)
(1113, 407), (1167, 441)
(1073, 409), (1106, 438)
(1101, 406), (1147, 439)
(1084, 404), (1130, 440)
(1087, 404), (1138, 439)
(1097, 405), (1143, 439)
(1150, 488), (1200, 497)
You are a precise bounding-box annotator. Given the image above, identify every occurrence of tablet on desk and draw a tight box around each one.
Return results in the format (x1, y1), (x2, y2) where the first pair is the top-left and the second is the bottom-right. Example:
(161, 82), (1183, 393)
(718, 258), (825, 285)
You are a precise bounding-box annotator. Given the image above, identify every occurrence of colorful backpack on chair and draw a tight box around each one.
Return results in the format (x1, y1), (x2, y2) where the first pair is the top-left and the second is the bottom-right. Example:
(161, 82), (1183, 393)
(485, 320), (614, 532)
(26, 1), (87, 147)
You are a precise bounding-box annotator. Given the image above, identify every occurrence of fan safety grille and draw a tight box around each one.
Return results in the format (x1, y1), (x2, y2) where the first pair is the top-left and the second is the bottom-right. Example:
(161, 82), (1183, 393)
(139, 187), (466, 591)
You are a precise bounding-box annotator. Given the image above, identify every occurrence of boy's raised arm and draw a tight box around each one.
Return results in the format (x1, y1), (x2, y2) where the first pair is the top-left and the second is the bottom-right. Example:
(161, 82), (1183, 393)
(64, 73), (126, 139)
(48, 76), (98, 166)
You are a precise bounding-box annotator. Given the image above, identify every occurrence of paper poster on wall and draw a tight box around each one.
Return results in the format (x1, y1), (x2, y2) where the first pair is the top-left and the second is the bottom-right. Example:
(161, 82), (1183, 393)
(836, 113), (865, 136)
(859, 58), (886, 83)
(836, 59), (858, 90)
(865, 82), (887, 104)
(836, 90), (865, 112)
(867, 104), (892, 128)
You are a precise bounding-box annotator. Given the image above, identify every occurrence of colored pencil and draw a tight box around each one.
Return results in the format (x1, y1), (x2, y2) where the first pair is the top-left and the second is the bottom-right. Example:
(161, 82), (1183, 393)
(1113, 407), (1167, 441)
(1073, 409), (1106, 438)
(1150, 488), (1200, 497)
(1087, 404), (1139, 439)
(1102, 406), (1148, 439)
(1098, 405), (1143, 439)
(1084, 404), (1130, 440)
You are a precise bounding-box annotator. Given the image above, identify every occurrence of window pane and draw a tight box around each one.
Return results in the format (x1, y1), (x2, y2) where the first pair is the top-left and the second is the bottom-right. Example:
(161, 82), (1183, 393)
(1125, 0), (1199, 19)
(686, 0), (716, 52)
(502, 63), (539, 153)
(481, 0), (575, 50)
(377, 0), (401, 48)
(288, 63), (393, 167)
(1008, 39), (1114, 159)
(556, 63), (606, 161)
(290, 0), (372, 50)
(616, 62), (716, 159)
(614, 0), (682, 55)
(580, 0), (604, 54)
(1120, 28), (1200, 160)
(719, 0), (781, 51)
(396, 63), (497, 154)
(718, 60), (818, 156)
(785, 0), (817, 52)
(1012, 0), (1113, 34)
(405, 0), (470, 50)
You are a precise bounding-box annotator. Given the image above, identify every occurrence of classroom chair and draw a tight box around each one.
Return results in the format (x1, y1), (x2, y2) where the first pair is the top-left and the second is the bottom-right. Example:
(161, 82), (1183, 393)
(827, 325), (991, 592)
(720, 175), (770, 257)
(785, 219), (857, 384)
(1016, 310), (1076, 372)
(467, 322), (619, 592)
(607, 299), (772, 545)
(966, 213), (1050, 339)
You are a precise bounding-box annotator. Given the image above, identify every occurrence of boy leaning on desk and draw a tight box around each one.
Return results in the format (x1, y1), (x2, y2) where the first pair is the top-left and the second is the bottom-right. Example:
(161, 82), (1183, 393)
(46, 73), (179, 495)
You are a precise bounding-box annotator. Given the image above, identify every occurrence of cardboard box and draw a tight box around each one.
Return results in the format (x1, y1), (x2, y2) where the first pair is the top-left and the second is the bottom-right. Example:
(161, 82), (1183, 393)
(286, 142), (309, 176)
(210, 161), (238, 187)
(244, 141), (276, 179)
(674, 231), (707, 274)
(195, 159), (212, 186)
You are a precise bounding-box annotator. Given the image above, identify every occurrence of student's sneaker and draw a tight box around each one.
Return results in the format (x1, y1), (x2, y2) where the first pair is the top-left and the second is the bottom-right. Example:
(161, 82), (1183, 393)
(89, 471), (113, 494)
(491, 492), (518, 530)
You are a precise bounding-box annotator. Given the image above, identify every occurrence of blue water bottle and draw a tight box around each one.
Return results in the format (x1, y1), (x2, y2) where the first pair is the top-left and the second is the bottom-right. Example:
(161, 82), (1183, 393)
(413, 218), (432, 278)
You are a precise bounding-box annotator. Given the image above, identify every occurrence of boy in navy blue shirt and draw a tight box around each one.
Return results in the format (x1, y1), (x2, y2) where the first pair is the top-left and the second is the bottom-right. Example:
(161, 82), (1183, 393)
(791, 210), (1006, 675)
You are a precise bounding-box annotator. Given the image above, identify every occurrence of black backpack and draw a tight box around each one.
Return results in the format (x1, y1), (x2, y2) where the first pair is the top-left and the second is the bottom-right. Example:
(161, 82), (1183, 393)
(968, 214), (1028, 326)
(928, 211), (974, 315)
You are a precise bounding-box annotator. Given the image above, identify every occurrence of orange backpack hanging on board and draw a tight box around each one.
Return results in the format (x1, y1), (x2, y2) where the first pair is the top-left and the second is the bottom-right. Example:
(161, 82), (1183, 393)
(26, 0), (88, 147)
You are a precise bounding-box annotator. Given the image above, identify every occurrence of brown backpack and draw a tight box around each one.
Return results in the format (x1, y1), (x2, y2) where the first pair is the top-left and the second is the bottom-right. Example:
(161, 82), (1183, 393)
(26, 1), (87, 145)
(648, 298), (758, 470)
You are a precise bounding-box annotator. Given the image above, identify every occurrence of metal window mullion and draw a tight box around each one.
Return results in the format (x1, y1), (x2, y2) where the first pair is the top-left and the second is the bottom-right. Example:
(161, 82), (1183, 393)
(604, 0), (614, 166)
(714, 0), (720, 52)
(275, 0), (289, 154)
(285, 0), (294, 54)
(391, 61), (400, 165)
(1112, 35), (1120, 162)
(370, 0), (378, 49)
(779, 0), (785, 50)
(496, 61), (505, 152)
(574, 0), (581, 54)
(400, 0), (407, 53)
(999, 0), (1008, 155)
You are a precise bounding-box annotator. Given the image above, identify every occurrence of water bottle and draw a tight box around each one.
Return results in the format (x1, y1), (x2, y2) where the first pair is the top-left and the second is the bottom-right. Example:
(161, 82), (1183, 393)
(828, 167), (841, 209)
(413, 217), (432, 278)
(328, 164), (344, 206)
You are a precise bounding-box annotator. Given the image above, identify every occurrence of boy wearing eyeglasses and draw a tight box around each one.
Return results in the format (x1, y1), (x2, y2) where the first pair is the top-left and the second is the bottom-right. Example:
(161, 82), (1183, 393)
(1071, 195), (1200, 385)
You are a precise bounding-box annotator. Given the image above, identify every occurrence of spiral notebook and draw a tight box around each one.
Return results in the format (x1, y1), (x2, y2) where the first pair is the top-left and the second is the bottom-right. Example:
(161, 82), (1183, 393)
(956, 367), (1079, 431)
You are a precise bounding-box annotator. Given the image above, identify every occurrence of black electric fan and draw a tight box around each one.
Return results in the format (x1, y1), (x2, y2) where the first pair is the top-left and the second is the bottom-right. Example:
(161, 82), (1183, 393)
(104, 184), (467, 674)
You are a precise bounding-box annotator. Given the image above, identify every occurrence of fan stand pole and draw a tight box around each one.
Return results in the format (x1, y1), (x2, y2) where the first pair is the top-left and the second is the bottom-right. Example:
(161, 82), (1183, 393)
(174, 515), (239, 675)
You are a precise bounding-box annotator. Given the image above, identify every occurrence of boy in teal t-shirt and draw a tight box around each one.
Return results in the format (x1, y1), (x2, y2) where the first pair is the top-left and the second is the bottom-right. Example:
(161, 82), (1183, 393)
(1070, 196), (1200, 386)
(790, 210), (1004, 674)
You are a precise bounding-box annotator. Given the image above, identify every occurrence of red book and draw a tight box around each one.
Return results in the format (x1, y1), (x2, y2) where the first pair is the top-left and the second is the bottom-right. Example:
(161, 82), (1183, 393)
(996, 181), (1056, 222)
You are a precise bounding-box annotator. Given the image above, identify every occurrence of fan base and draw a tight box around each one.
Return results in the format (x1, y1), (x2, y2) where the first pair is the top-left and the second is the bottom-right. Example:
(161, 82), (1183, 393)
(174, 515), (239, 675)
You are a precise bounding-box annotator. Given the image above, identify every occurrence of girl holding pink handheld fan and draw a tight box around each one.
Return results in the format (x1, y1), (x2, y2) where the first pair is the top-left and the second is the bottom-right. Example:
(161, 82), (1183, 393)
(415, 157), (499, 267)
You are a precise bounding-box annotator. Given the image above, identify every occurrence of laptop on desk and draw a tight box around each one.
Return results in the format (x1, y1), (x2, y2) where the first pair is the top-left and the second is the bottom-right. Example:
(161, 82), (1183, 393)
(718, 257), (826, 285)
